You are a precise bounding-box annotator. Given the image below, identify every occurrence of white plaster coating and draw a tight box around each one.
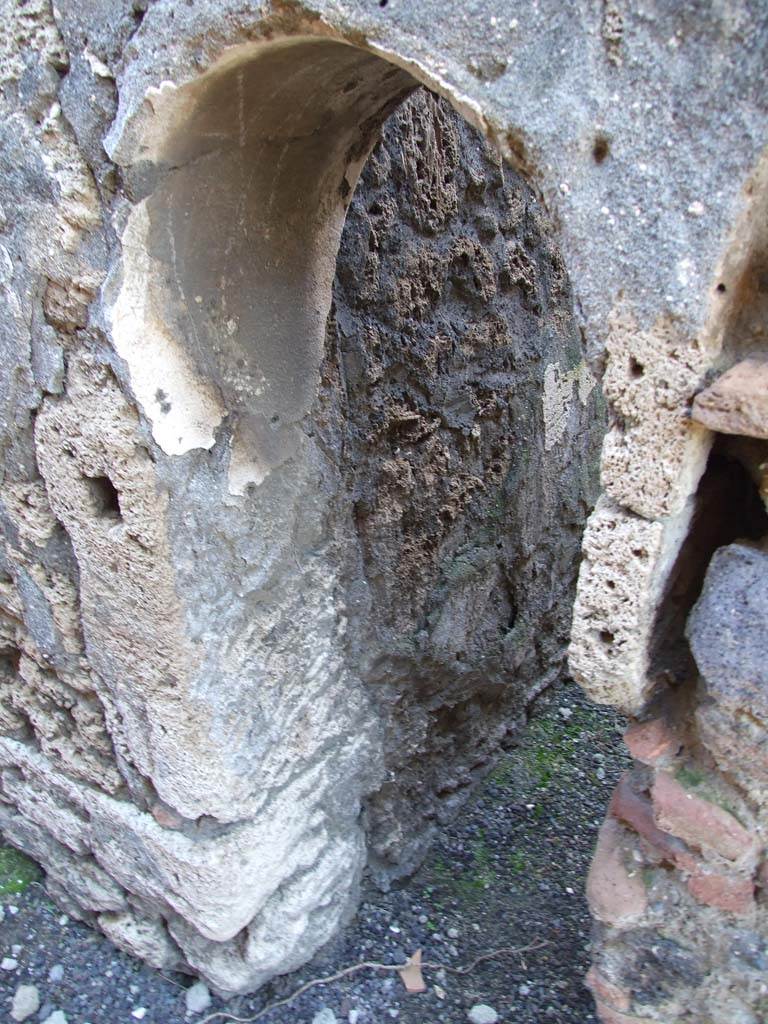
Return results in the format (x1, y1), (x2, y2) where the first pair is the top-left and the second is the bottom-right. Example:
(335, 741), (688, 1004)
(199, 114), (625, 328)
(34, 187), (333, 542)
(542, 361), (595, 452)
(108, 203), (226, 455)
(0, 731), (363, 945)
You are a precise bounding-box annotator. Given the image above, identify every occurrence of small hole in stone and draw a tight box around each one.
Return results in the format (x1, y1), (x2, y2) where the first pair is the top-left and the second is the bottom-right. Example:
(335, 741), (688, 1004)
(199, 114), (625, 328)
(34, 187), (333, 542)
(379, 0), (388, 6)
(629, 356), (645, 378)
(0, 644), (21, 676)
(592, 135), (610, 164)
(132, 1), (147, 24)
(84, 475), (122, 520)
(716, 282), (727, 293)
(599, 630), (615, 645)
(606, 579), (616, 590)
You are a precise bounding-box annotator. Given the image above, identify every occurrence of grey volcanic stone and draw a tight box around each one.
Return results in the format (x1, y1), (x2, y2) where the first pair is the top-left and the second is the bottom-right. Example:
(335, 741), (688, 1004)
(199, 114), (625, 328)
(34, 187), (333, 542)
(468, 1005), (499, 1024)
(10, 984), (40, 1023)
(687, 543), (768, 720)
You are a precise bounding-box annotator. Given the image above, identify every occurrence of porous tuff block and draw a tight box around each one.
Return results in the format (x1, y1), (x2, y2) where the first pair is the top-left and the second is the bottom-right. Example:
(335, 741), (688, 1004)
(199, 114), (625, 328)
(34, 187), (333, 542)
(569, 497), (692, 713)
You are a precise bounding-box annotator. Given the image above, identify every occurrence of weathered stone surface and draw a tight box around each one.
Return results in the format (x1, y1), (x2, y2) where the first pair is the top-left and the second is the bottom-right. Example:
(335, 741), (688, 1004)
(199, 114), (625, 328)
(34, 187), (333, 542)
(692, 358), (768, 439)
(98, 910), (181, 971)
(569, 498), (692, 713)
(599, 311), (712, 521)
(588, 829), (768, 1022)
(696, 702), (768, 804)
(0, 0), (767, 1010)
(0, 7), (603, 992)
(687, 543), (768, 721)
(321, 91), (601, 880)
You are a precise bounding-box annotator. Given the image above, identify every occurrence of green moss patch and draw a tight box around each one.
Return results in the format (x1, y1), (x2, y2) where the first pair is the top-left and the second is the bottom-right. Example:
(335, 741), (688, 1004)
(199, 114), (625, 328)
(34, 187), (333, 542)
(0, 843), (41, 898)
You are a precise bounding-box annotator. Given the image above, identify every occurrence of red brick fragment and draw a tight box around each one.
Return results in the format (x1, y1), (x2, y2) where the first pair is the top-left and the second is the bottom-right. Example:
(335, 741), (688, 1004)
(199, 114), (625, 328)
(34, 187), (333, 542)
(587, 817), (647, 926)
(624, 718), (681, 767)
(150, 801), (184, 830)
(586, 966), (631, 1012)
(686, 869), (755, 915)
(652, 770), (756, 867)
(609, 773), (697, 872)
(594, 1000), (653, 1024)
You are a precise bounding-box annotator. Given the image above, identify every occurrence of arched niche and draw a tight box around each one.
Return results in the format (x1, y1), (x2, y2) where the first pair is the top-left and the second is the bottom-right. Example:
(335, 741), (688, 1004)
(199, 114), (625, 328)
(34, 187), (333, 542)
(110, 38), (423, 489)
(86, 28), (601, 991)
(100, 22), (601, 848)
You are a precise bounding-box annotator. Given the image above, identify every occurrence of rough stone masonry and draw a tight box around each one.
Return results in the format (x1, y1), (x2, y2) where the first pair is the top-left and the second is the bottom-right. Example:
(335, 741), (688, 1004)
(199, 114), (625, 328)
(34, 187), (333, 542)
(0, 0), (766, 1018)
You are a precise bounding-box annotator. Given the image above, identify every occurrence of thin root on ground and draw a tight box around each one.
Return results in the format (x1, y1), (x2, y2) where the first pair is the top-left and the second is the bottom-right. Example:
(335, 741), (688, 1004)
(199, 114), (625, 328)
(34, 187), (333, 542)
(199, 940), (548, 1024)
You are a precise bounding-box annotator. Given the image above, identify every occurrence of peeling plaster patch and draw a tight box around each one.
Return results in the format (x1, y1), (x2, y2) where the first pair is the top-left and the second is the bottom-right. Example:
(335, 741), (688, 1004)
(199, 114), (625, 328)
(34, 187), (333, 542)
(543, 360), (595, 451)
(577, 361), (597, 405)
(122, 80), (186, 163)
(105, 40), (328, 167)
(108, 202), (226, 455)
(543, 363), (572, 451)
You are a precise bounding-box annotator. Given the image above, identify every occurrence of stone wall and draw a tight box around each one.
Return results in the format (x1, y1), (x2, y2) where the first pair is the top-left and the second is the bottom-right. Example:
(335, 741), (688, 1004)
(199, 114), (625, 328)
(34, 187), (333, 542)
(576, 137), (768, 1021)
(582, 374), (768, 1022)
(0, 0), (767, 1015)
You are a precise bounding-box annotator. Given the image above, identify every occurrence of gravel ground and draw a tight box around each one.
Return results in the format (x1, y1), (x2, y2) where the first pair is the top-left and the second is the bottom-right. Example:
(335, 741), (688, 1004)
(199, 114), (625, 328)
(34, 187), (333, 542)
(1, 680), (628, 1024)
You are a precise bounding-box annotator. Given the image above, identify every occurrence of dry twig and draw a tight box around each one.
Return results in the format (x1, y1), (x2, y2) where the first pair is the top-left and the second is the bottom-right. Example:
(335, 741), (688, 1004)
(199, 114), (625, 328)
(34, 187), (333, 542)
(198, 938), (547, 1024)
